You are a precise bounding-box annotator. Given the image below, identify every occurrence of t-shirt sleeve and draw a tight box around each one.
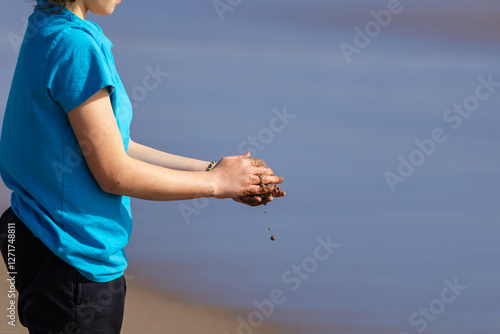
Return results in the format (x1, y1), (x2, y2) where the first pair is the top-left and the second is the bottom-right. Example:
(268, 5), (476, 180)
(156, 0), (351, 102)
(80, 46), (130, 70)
(46, 27), (115, 113)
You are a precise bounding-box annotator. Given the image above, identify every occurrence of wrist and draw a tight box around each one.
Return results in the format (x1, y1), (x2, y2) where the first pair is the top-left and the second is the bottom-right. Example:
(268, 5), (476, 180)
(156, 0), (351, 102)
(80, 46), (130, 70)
(206, 169), (223, 198)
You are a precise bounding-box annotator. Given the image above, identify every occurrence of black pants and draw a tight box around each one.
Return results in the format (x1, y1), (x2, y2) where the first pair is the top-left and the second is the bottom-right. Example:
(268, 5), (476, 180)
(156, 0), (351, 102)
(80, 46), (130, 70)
(0, 207), (126, 334)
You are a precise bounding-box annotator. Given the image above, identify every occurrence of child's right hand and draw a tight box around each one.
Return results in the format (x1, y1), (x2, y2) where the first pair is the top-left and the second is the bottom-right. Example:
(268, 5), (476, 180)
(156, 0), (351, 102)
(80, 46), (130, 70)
(209, 152), (284, 203)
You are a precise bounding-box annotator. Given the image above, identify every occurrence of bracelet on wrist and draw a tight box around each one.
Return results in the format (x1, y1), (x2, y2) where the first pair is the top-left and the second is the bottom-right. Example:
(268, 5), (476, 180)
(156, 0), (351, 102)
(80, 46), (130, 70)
(206, 160), (218, 171)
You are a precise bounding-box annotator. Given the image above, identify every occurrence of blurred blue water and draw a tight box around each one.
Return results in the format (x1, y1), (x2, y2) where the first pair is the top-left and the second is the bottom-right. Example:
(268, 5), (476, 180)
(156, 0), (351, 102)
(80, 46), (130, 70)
(1, 1), (500, 333)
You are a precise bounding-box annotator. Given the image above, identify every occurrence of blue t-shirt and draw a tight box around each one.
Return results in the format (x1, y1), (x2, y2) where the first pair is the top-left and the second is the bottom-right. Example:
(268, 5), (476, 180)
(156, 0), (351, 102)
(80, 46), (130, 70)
(0, 4), (133, 282)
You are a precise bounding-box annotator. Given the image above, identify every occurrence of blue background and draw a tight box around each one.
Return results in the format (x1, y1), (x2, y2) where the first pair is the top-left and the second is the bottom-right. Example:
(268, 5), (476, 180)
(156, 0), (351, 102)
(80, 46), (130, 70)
(1, 1), (499, 332)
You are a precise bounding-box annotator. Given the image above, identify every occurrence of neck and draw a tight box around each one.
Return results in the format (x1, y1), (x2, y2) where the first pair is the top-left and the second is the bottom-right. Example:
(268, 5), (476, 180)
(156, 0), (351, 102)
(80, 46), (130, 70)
(65, 1), (88, 20)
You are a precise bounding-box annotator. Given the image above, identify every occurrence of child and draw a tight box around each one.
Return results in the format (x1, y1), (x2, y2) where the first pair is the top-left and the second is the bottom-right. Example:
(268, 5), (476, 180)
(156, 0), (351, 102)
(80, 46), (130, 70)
(0, 0), (284, 332)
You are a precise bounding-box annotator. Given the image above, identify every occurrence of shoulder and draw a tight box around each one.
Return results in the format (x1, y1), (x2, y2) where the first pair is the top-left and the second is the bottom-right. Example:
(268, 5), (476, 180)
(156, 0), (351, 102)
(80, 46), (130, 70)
(44, 22), (109, 69)
(33, 11), (103, 52)
(55, 26), (101, 50)
(85, 20), (104, 34)
(23, 25), (100, 67)
(45, 24), (111, 84)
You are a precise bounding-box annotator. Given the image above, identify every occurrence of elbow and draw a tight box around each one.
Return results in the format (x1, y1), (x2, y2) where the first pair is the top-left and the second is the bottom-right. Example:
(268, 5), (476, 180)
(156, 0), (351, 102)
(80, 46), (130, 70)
(93, 164), (129, 195)
(98, 177), (123, 195)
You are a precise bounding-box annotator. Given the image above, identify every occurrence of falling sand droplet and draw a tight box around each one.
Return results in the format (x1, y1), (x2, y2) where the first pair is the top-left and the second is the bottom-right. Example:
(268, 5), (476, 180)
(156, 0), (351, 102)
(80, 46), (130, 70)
(271, 236), (276, 241)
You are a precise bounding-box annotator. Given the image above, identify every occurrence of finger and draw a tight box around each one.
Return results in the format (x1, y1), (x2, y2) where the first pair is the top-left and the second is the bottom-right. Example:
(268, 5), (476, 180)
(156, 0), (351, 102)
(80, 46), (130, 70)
(239, 151), (251, 158)
(265, 175), (284, 184)
(273, 191), (285, 197)
(245, 184), (278, 195)
(247, 176), (271, 193)
(239, 195), (258, 202)
(248, 158), (267, 167)
(239, 195), (263, 206)
(249, 166), (275, 176)
(250, 174), (283, 185)
(272, 188), (286, 197)
(263, 167), (274, 176)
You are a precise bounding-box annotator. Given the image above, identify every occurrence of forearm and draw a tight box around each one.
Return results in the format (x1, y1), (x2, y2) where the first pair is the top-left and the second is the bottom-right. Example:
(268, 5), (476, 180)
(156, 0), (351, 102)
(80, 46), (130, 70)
(67, 89), (282, 203)
(103, 155), (216, 201)
(127, 139), (211, 171)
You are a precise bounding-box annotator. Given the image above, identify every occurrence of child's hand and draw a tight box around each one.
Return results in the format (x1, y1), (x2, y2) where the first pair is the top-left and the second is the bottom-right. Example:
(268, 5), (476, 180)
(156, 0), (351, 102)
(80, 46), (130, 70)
(210, 152), (284, 203)
(235, 160), (286, 206)
(235, 185), (286, 206)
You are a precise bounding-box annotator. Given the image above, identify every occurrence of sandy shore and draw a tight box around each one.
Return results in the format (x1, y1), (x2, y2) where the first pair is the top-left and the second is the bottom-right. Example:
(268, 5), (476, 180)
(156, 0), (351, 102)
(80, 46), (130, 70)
(0, 262), (294, 334)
